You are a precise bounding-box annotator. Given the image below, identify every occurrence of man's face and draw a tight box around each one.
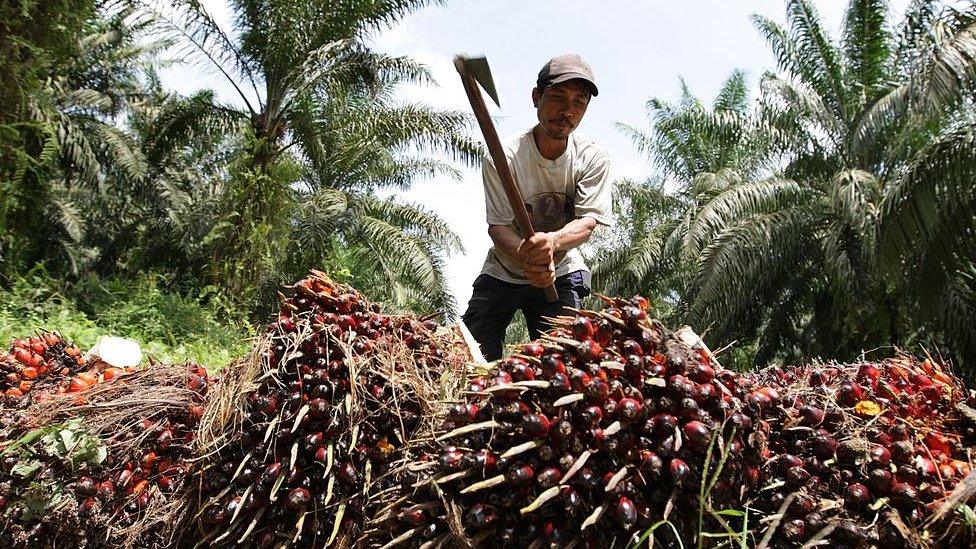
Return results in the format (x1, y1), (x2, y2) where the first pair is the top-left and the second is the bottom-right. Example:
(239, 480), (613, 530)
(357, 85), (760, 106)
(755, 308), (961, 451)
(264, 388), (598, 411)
(533, 80), (591, 141)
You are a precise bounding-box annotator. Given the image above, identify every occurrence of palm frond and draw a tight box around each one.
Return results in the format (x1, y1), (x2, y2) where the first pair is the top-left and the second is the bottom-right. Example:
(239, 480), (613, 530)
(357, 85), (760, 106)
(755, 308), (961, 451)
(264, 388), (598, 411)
(688, 206), (818, 337)
(684, 176), (812, 259)
(139, 0), (261, 114)
(785, 0), (850, 117)
(842, 0), (891, 103)
(907, 8), (976, 117)
(713, 69), (749, 114)
(878, 119), (976, 278)
(95, 123), (148, 180)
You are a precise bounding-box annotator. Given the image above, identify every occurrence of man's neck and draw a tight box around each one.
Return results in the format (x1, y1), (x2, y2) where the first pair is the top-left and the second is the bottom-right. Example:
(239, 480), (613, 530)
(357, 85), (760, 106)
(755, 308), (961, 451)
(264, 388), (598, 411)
(532, 125), (569, 160)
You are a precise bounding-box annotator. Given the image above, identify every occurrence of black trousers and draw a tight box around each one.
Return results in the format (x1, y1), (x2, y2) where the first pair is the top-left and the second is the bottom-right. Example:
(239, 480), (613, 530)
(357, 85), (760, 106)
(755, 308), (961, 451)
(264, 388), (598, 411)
(461, 271), (591, 361)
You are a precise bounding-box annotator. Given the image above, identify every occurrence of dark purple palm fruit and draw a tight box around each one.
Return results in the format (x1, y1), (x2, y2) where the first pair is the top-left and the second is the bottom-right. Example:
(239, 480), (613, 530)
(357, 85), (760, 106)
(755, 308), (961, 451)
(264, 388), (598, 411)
(844, 483), (871, 509)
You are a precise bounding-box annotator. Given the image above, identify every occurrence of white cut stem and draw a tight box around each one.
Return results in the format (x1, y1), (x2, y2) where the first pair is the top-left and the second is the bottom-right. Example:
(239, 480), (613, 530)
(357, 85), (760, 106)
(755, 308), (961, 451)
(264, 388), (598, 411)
(435, 420), (500, 442)
(560, 450), (592, 485)
(501, 440), (542, 458)
(520, 486), (562, 514)
(460, 474), (506, 494)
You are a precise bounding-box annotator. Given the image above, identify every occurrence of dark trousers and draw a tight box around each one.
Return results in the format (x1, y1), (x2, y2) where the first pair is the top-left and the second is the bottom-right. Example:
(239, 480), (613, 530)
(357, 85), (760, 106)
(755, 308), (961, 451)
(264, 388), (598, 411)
(461, 271), (591, 361)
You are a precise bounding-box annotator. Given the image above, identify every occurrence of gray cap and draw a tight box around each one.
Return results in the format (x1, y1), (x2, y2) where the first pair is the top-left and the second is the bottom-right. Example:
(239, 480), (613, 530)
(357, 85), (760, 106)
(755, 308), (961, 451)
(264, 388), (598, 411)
(536, 54), (598, 96)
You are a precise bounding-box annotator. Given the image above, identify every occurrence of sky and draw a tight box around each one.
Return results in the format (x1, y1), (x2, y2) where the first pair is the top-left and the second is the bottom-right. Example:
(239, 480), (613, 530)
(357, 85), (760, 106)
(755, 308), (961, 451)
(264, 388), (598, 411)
(158, 0), (910, 314)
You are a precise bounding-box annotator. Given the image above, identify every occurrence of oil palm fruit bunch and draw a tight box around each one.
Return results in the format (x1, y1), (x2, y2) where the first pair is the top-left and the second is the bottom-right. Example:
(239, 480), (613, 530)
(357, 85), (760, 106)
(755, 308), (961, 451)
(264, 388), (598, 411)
(191, 271), (467, 548)
(0, 363), (213, 548)
(1, 332), (95, 405)
(374, 296), (766, 548)
(746, 358), (974, 547)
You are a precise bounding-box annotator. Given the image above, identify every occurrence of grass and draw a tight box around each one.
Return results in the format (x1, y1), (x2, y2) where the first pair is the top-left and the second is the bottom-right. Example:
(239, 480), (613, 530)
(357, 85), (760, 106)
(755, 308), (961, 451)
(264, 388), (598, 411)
(0, 266), (254, 371)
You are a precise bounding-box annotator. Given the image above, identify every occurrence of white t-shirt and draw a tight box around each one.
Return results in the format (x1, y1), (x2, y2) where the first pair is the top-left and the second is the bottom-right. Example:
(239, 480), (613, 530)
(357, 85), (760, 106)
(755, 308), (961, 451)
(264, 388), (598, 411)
(480, 127), (612, 284)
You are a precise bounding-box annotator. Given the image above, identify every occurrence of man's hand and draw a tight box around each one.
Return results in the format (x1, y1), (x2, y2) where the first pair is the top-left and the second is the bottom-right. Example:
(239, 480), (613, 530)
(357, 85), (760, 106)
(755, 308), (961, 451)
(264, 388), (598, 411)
(517, 232), (557, 288)
(517, 232), (556, 266)
(523, 260), (556, 288)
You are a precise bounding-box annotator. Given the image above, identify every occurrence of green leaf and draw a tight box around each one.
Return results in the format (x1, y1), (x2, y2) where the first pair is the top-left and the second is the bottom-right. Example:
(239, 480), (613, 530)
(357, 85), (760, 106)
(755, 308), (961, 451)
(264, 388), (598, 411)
(11, 459), (43, 479)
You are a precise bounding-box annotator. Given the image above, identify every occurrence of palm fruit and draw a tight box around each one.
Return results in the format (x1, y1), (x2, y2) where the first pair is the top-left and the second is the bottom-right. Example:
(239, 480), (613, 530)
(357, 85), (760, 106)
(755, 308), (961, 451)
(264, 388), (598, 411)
(190, 271), (468, 547)
(0, 363), (213, 548)
(746, 357), (976, 547)
(373, 295), (766, 547)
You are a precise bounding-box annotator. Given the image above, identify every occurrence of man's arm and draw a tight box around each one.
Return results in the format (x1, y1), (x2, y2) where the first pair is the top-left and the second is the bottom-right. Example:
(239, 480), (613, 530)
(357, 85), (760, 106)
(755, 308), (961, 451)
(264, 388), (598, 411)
(517, 217), (598, 267)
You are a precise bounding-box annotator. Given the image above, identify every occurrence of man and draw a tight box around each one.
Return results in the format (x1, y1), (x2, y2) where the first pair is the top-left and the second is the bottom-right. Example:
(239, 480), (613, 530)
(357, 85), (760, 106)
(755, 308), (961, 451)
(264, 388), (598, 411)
(462, 53), (612, 361)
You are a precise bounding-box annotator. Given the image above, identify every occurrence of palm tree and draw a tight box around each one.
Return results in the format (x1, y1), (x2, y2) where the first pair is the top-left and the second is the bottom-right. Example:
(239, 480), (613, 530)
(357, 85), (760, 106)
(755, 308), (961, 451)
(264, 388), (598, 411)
(683, 0), (976, 366)
(142, 0), (480, 314)
(2, 6), (156, 275)
(593, 71), (773, 315)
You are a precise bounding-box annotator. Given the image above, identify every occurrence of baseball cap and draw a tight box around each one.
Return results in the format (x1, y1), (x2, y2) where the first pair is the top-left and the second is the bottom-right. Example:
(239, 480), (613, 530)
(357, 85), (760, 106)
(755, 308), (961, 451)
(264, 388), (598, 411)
(536, 54), (599, 97)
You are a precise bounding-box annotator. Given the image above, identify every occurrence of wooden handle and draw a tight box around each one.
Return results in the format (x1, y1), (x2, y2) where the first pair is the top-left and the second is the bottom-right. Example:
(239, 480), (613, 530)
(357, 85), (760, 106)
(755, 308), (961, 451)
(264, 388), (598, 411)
(455, 57), (558, 302)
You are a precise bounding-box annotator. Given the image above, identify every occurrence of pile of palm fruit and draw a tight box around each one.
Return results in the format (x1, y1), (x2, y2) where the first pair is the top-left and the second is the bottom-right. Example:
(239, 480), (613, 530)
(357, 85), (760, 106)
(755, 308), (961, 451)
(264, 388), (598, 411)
(3, 272), (976, 548)
(0, 361), (214, 548)
(0, 332), (116, 406)
(186, 271), (470, 547)
(368, 296), (768, 548)
(743, 358), (976, 548)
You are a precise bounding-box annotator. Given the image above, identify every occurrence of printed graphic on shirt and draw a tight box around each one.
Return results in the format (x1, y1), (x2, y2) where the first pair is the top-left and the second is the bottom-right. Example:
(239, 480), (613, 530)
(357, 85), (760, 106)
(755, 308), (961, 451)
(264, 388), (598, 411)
(525, 192), (574, 232)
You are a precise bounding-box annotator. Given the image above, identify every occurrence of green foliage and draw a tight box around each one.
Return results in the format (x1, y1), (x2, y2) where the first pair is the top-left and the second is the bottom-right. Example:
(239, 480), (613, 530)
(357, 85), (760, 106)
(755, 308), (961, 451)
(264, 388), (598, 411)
(0, 267), (251, 370)
(135, 0), (475, 316)
(598, 0), (976, 372)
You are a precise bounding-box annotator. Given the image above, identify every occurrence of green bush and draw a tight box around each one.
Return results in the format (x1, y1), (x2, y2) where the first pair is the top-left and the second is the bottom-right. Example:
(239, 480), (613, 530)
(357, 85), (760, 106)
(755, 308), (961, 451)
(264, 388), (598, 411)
(0, 266), (252, 371)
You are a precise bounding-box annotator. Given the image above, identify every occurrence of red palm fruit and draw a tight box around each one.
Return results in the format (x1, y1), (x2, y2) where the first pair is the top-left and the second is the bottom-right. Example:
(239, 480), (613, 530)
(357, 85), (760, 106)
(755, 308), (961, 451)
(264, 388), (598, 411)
(158, 476), (175, 491)
(521, 342), (544, 357)
(844, 483), (871, 508)
(507, 464), (534, 484)
(652, 413), (678, 435)
(890, 483), (919, 510)
(889, 423), (910, 441)
(75, 477), (97, 496)
(465, 503), (497, 529)
(585, 379), (610, 403)
(68, 375), (93, 392)
(541, 354), (566, 375)
(687, 363), (715, 383)
(536, 467), (562, 488)
(747, 391), (772, 411)
(669, 458), (691, 484)
(615, 496), (638, 528)
(97, 481), (115, 500)
(798, 405), (825, 427)
(922, 484), (945, 502)
(571, 317), (595, 339)
(939, 463), (956, 481)
(836, 381), (864, 406)
(577, 339), (603, 362)
(867, 468), (894, 495)
(522, 413), (551, 439)
(836, 441), (862, 465)
(638, 451), (664, 480)
(891, 440), (914, 464)
(157, 428), (174, 449)
(439, 447), (464, 470)
(783, 519), (806, 544)
(287, 487), (311, 510)
(142, 451), (158, 471)
(857, 364), (881, 383)
(682, 421), (710, 450)
(786, 466), (811, 487)
(729, 412), (752, 430)
(868, 445), (891, 467)
(915, 456), (938, 478)
(787, 494), (816, 517)
(616, 398), (642, 422)
(923, 432), (952, 455)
